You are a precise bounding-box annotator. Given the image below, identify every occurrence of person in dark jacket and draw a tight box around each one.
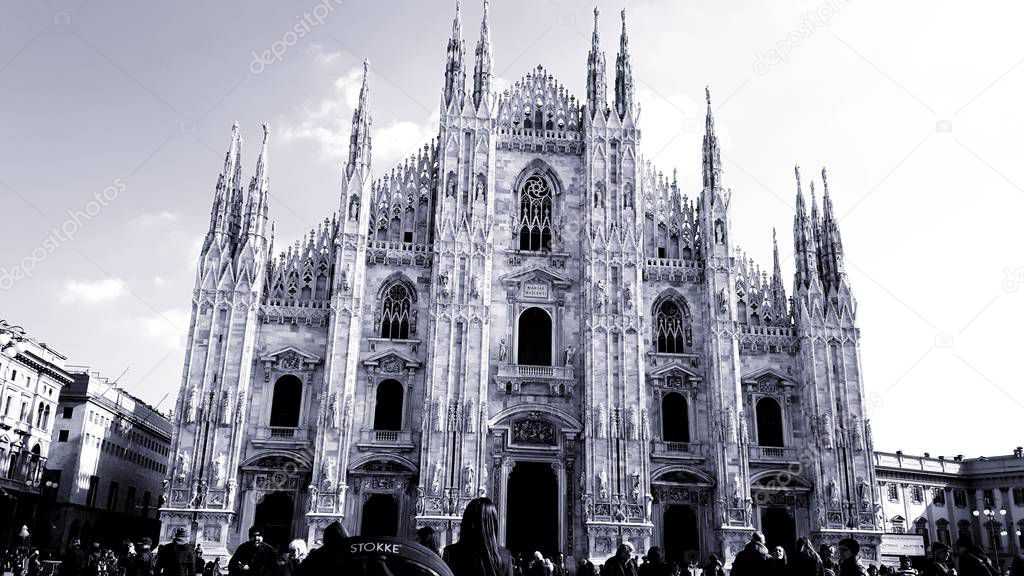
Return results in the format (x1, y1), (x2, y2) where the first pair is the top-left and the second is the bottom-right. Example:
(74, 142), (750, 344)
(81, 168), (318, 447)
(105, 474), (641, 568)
(637, 547), (669, 576)
(1009, 554), (1024, 576)
(157, 529), (197, 576)
(600, 543), (638, 576)
(294, 521), (348, 576)
(64, 539), (89, 576)
(443, 497), (514, 576)
(417, 527), (441, 557)
(228, 527), (277, 576)
(956, 536), (999, 576)
(703, 555), (725, 576)
(790, 537), (824, 576)
(836, 538), (868, 576)
(133, 538), (157, 576)
(731, 532), (771, 576)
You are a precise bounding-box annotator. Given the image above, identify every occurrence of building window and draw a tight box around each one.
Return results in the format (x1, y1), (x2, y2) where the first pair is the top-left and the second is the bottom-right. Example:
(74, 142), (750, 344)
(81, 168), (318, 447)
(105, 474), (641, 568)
(3, 397), (10, 416)
(660, 392), (690, 443)
(142, 491), (151, 517)
(654, 299), (688, 354)
(58, 430), (69, 442)
(518, 174), (553, 252)
(126, 486), (136, 515)
(755, 397), (784, 447)
(517, 307), (552, 366)
(887, 484), (899, 502)
(107, 481), (119, 511)
(86, 476), (99, 507)
(954, 489), (967, 507)
(936, 519), (951, 545)
(910, 485), (924, 503)
(1014, 488), (1024, 506)
(61, 406), (72, 418)
(957, 520), (971, 542)
(268, 375), (302, 428)
(915, 519), (930, 549)
(379, 283), (412, 339)
(983, 489), (995, 508)
(933, 488), (946, 505)
(891, 516), (906, 534)
(372, 380), (404, 431)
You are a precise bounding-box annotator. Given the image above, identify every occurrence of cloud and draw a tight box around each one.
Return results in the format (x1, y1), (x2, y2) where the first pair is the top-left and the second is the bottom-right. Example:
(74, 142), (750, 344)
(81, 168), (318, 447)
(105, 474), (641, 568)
(308, 44), (341, 67)
(279, 65), (437, 171)
(137, 307), (190, 350)
(129, 211), (177, 228)
(60, 278), (125, 303)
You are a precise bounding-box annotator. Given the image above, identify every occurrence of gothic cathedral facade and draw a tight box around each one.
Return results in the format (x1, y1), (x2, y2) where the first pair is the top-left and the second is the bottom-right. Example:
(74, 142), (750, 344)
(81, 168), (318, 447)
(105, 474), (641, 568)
(160, 2), (883, 565)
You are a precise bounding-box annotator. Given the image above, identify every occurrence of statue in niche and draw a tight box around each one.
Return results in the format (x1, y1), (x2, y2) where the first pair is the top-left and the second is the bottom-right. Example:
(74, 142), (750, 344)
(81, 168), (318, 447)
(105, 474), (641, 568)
(478, 465), (488, 497)
(342, 265), (352, 291)
(226, 479), (237, 507)
(185, 388), (199, 423)
(732, 474), (743, 508)
(851, 416), (864, 451)
(623, 284), (634, 311)
(563, 345), (576, 366)
(828, 478), (840, 507)
(470, 275), (481, 299)
(714, 219), (725, 244)
(594, 183), (604, 208)
(631, 473), (641, 502)
(410, 309), (418, 334)
(430, 462), (442, 495)
(595, 280), (607, 311)
(321, 458), (336, 492)
(597, 470), (608, 500)
(348, 195), (360, 221)
(438, 273), (450, 298)
(645, 493), (654, 521)
(308, 485), (319, 512)
(463, 465), (475, 496)
(498, 338), (509, 362)
(474, 177), (486, 201)
(212, 454), (225, 487)
(858, 479), (871, 510)
(175, 452), (190, 484)
(596, 404), (607, 439)
(446, 179), (457, 198)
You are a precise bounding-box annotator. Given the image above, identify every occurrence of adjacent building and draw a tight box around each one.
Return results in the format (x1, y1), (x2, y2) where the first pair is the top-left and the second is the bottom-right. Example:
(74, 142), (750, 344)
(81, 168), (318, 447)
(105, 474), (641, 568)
(0, 334), (71, 550)
(875, 449), (1024, 570)
(161, 2), (882, 565)
(45, 367), (173, 549)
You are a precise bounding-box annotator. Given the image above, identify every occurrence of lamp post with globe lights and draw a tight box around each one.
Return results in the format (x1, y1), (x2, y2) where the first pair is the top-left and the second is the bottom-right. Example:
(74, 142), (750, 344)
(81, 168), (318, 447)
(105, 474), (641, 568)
(972, 507), (1007, 568)
(0, 320), (30, 359)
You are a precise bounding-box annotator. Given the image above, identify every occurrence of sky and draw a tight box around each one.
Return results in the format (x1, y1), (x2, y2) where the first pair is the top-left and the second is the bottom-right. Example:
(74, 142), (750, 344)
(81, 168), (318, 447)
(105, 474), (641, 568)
(1, 0), (1023, 458)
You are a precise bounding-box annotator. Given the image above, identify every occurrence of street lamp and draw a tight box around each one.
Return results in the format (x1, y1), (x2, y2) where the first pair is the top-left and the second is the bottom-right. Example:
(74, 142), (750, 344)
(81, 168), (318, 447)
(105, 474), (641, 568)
(972, 507), (1007, 567)
(0, 320), (29, 358)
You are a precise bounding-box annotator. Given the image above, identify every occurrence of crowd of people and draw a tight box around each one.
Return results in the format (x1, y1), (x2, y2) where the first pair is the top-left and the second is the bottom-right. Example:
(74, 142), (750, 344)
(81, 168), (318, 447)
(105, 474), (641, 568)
(5, 503), (1023, 576)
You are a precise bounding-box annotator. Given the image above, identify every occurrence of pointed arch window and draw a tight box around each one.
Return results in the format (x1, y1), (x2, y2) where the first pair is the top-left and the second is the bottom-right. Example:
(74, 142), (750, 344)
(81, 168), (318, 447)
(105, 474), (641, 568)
(380, 283), (412, 339)
(654, 300), (687, 354)
(518, 175), (553, 252)
(269, 375), (302, 428)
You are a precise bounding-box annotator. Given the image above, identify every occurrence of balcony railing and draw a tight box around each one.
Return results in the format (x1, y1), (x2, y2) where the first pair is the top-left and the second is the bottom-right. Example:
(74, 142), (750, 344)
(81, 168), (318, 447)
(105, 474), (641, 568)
(0, 448), (46, 488)
(651, 441), (704, 459)
(357, 429), (414, 448)
(269, 427), (296, 438)
(749, 445), (798, 461)
(496, 364), (574, 380)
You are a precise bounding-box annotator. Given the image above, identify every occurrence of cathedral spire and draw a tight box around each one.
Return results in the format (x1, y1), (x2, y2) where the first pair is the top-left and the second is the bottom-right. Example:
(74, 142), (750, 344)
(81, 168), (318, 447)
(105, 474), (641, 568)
(443, 0), (467, 110)
(472, 0), (493, 110)
(345, 61), (372, 180)
(793, 165), (820, 290)
(702, 87), (722, 191)
(244, 123), (270, 239)
(586, 6), (608, 119)
(209, 123), (243, 242)
(819, 166), (846, 288)
(614, 8), (635, 120)
(771, 228), (789, 322)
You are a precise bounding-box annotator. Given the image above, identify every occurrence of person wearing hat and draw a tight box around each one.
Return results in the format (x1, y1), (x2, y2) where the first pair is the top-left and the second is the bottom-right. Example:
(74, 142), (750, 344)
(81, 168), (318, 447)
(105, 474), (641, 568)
(228, 526), (276, 576)
(132, 538), (156, 576)
(836, 538), (868, 576)
(156, 529), (197, 576)
(955, 536), (998, 576)
(919, 542), (954, 576)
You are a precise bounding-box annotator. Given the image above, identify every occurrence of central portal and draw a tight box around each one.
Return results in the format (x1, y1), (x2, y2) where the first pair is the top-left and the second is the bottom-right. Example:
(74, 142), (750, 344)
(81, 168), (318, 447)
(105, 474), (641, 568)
(254, 492), (294, 552)
(506, 461), (559, 557)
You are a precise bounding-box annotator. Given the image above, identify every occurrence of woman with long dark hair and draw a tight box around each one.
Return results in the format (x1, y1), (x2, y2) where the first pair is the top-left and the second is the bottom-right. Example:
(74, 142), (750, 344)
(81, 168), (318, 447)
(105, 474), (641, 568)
(789, 537), (824, 576)
(442, 497), (513, 576)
